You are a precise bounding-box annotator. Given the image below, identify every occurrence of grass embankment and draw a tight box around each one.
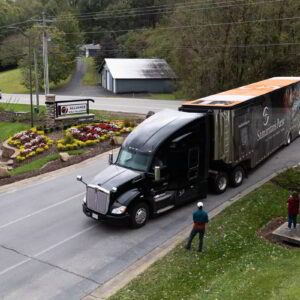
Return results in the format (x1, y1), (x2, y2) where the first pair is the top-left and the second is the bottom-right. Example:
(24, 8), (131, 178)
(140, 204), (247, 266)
(110, 168), (300, 300)
(83, 57), (99, 86)
(0, 69), (28, 94)
(0, 68), (72, 94)
(0, 122), (30, 142)
(10, 150), (86, 176)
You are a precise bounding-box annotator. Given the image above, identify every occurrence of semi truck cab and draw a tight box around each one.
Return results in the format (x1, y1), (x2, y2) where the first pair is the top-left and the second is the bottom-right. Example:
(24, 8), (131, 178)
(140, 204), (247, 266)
(77, 109), (209, 228)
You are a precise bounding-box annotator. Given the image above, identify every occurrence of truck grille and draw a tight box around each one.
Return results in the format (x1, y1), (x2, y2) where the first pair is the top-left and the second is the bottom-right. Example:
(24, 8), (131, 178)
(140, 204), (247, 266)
(86, 185), (110, 214)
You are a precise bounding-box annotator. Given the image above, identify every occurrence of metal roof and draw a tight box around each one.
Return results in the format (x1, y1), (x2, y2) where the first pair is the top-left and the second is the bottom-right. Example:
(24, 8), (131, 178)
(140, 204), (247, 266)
(183, 77), (300, 108)
(103, 58), (176, 79)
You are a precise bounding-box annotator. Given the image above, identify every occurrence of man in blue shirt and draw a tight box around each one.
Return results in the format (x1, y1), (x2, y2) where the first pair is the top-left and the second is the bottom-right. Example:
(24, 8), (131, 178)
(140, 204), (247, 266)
(185, 201), (209, 252)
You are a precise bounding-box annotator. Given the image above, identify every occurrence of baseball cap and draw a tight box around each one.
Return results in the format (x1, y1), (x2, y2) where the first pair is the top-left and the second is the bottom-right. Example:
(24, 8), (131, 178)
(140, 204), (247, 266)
(197, 201), (203, 208)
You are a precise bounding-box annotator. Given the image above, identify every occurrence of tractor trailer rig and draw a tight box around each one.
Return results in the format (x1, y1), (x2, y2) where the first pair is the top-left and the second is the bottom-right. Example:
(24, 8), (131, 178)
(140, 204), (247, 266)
(77, 77), (300, 228)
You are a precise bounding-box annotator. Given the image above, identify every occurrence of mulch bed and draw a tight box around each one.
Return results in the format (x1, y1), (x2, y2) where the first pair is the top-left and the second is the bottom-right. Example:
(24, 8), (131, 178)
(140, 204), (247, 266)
(0, 128), (121, 186)
(0, 110), (143, 186)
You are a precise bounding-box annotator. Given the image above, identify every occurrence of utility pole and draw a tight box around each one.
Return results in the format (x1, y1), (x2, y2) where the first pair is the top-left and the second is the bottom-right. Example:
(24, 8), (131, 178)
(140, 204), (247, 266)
(9, 27), (34, 127)
(43, 12), (49, 95)
(33, 48), (40, 112)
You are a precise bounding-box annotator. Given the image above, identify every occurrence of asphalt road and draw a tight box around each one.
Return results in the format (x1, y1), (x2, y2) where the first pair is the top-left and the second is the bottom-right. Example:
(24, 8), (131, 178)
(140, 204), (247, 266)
(0, 137), (299, 300)
(2, 93), (183, 114)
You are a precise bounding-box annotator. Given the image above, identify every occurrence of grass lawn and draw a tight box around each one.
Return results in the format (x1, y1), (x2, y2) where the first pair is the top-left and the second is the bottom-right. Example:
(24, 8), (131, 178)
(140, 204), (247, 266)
(0, 68), (72, 94)
(0, 69), (28, 94)
(9, 150), (85, 176)
(10, 154), (60, 176)
(0, 122), (31, 142)
(83, 57), (99, 86)
(109, 168), (300, 300)
(0, 103), (45, 114)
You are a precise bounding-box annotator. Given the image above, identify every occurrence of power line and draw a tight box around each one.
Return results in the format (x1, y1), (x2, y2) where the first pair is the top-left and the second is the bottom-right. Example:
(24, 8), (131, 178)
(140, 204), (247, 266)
(52, 0), (287, 20)
(0, 19), (33, 30)
(53, 0), (289, 22)
(52, 16), (300, 35)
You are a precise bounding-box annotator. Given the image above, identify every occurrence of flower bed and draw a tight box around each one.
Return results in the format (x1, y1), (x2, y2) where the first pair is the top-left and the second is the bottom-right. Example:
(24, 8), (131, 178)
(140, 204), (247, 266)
(7, 128), (53, 161)
(56, 121), (133, 151)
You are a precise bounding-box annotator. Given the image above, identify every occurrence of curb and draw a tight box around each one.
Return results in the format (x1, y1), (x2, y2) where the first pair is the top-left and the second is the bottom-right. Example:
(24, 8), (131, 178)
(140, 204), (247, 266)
(83, 162), (300, 300)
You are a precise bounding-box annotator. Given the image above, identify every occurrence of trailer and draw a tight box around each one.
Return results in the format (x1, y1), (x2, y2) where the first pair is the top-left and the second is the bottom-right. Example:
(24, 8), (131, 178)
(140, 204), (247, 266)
(77, 77), (300, 228)
(180, 77), (300, 192)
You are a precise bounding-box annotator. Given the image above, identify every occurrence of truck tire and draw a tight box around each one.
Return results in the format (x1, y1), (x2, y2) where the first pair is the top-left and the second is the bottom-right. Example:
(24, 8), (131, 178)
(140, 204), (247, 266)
(129, 202), (149, 229)
(214, 172), (228, 194)
(229, 166), (244, 187)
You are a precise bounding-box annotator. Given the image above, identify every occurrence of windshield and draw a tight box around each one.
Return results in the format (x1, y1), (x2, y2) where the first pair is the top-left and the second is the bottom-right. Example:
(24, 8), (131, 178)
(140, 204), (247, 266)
(116, 148), (152, 172)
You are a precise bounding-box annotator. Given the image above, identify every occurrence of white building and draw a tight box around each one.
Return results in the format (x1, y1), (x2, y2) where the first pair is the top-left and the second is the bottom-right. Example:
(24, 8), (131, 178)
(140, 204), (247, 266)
(100, 58), (176, 94)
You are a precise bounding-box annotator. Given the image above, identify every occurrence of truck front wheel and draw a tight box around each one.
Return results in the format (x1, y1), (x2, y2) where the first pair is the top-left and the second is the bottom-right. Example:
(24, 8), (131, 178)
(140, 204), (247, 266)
(214, 172), (228, 194)
(129, 202), (149, 229)
(229, 166), (244, 187)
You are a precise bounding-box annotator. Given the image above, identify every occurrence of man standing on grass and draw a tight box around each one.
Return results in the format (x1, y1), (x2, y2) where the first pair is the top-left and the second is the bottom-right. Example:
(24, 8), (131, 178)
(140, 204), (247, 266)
(287, 191), (299, 230)
(185, 202), (209, 252)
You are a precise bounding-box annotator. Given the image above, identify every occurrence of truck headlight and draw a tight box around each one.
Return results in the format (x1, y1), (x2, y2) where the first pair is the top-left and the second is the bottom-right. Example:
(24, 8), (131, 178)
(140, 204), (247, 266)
(111, 206), (127, 215)
(83, 196), (86, 204)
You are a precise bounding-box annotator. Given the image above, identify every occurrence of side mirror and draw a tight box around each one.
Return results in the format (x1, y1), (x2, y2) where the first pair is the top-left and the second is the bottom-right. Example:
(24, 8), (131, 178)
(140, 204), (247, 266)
(154, 166), (161, 181)
(108, 153), (113, 165)
(77, 175), (83, 181)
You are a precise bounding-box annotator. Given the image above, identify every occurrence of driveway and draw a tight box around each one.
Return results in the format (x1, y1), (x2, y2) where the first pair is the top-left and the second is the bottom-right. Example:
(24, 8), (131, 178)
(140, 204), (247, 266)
(52, 57), (112, 97)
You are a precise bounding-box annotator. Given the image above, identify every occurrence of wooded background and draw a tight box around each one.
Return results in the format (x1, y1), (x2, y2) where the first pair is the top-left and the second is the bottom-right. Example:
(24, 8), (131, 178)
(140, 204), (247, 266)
(0, 0), (299, 98)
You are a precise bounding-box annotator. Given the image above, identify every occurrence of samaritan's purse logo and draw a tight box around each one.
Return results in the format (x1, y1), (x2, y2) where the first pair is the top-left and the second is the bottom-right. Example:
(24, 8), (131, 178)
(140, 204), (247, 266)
(263, 106), (270, 126)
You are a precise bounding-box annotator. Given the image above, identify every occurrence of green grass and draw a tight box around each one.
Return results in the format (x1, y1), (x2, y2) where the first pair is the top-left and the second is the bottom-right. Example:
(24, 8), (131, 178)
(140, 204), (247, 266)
(10, 154), (60, 176)
(109, 168), (300, 300)
(83, 57), (99, 86)
(0, 122), (31, 142)
(66, 149), (85, 155)
(0, 68), (72, 94)
(0, 103), (45, 113)
(0, 69), (28, 93)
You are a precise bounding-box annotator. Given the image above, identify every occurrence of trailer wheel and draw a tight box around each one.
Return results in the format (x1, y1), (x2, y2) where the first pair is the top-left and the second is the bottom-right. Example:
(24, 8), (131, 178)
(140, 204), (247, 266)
(229, 166), (245, 187)
(129, 202), (149, 229)
(214, 172), (228, 194)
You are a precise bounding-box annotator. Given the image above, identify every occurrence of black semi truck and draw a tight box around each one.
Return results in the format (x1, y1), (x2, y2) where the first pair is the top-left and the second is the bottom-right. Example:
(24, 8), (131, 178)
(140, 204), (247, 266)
(77, 77), (300, 228)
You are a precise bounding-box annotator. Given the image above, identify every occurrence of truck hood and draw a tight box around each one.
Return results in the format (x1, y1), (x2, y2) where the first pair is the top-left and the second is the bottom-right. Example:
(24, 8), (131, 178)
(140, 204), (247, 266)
(91, 164), (141, 191)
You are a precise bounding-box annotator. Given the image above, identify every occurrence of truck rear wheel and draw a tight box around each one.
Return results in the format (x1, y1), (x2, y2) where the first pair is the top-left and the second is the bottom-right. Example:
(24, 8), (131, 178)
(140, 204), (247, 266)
(214, 172), (228, 194)
(129, 202), (149, 229)
(229, 166), (244, 187)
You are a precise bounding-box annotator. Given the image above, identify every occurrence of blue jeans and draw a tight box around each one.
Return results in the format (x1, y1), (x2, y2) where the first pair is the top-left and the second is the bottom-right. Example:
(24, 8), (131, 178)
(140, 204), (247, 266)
(288, 215), (297, 228)
(186, 229), (205, 251)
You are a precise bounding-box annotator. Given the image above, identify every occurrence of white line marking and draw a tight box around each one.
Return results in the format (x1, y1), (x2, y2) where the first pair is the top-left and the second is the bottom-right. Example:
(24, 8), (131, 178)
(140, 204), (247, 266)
(0, 224), (97, 277)
(0, 192), (85, 230)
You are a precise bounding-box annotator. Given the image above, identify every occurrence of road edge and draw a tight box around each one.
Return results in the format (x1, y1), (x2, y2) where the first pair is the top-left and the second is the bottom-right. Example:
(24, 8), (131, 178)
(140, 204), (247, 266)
(83, 162), (300, 300)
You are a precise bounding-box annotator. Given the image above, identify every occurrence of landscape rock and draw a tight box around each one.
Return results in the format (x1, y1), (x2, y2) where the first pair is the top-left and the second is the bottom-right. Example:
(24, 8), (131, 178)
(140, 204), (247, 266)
(59, 152), (71, 162)
(0, 167), (11, 179)
(1, 147), (14, 159)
